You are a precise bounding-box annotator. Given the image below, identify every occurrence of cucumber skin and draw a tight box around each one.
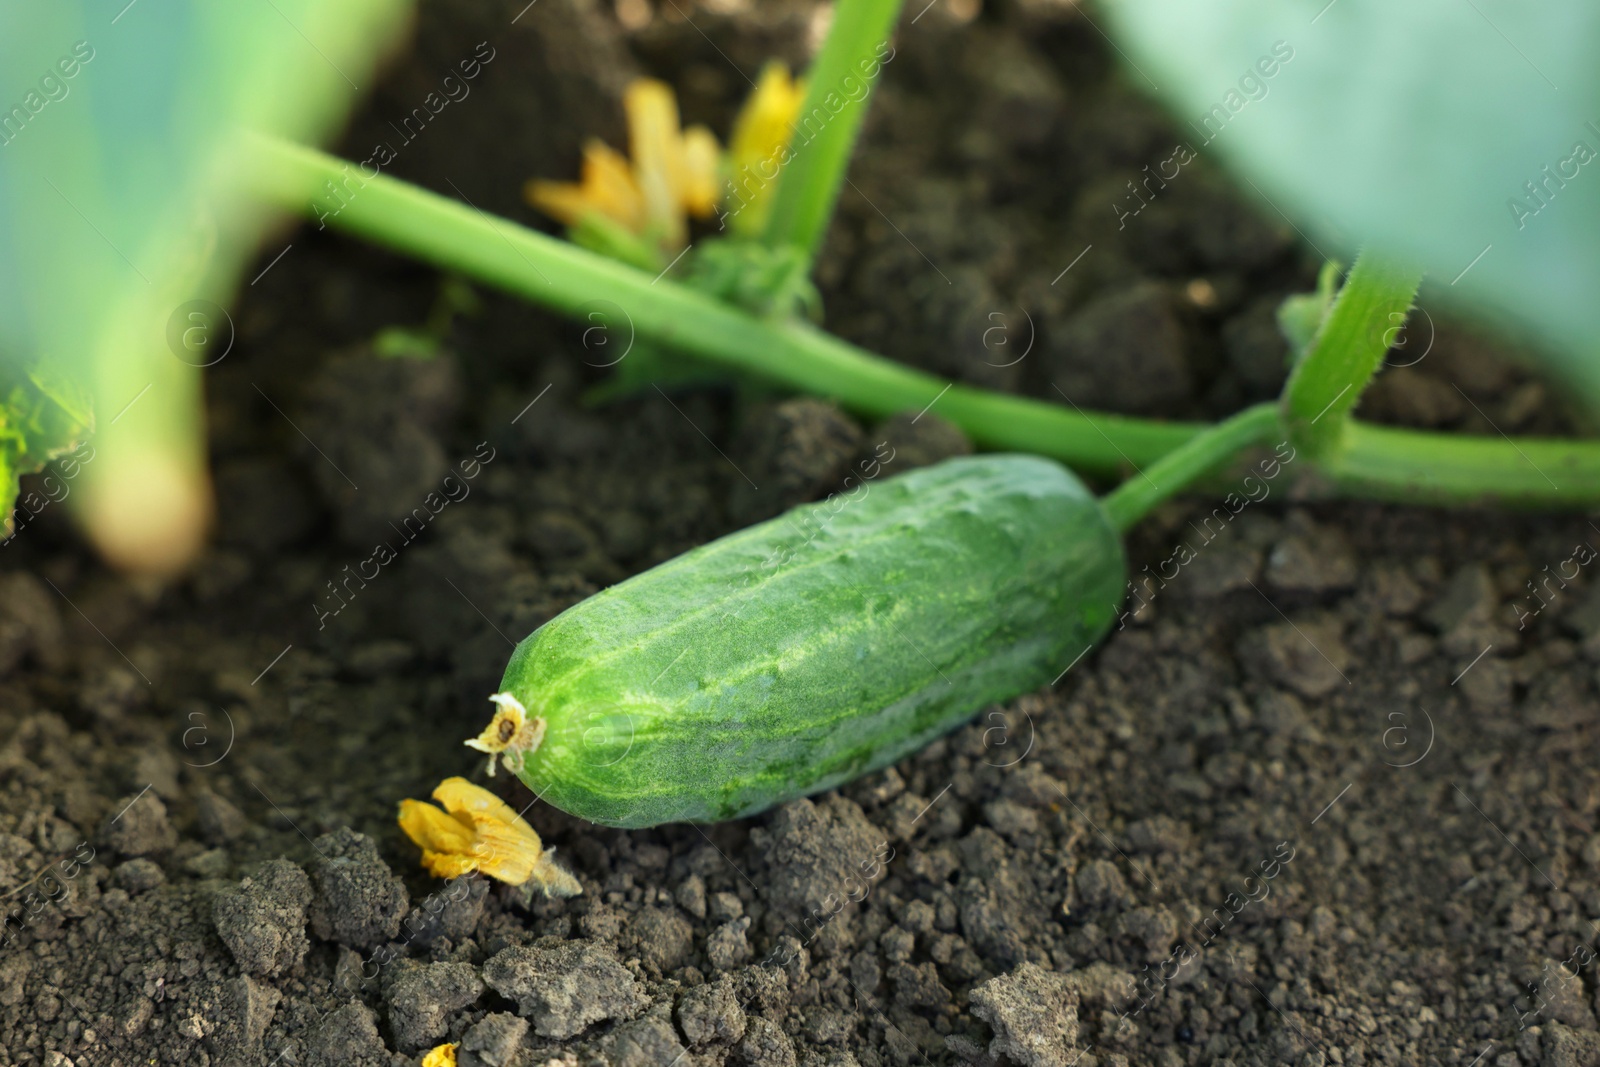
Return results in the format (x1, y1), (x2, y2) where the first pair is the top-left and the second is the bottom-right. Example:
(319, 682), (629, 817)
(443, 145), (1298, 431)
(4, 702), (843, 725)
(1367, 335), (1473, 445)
(499, 454), (1125, 828)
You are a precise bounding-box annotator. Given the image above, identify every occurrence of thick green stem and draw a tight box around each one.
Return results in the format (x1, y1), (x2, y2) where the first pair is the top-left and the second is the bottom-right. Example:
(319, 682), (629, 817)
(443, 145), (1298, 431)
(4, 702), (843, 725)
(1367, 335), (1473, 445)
(249, 137), (1600, 510)
(1280, 251), (1423, 459)
(760, 0), (903, 259)
(1331, 422), (1600, 507)
(1101, 403), (1281, 532)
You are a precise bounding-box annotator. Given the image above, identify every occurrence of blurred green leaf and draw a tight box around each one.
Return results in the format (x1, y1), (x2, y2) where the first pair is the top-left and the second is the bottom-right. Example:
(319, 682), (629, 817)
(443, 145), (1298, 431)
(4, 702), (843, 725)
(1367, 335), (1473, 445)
(0, 0), (411, 568)
(1100, 0), (1600, 406)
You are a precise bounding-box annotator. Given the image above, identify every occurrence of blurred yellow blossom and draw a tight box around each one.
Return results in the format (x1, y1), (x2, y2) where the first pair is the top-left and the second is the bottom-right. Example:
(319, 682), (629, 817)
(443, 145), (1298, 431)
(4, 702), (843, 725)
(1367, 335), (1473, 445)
(725, 62), (805, 234)
(397, 777), (581, 897)
(526, 79), (720, 253)
(527, 140), (645, 235)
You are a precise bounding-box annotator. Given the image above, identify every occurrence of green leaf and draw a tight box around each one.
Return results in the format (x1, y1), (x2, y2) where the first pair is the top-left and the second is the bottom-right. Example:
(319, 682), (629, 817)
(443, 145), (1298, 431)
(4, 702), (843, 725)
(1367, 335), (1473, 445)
(0, 0), (411, 568)
(1100, 0), (1600, 407)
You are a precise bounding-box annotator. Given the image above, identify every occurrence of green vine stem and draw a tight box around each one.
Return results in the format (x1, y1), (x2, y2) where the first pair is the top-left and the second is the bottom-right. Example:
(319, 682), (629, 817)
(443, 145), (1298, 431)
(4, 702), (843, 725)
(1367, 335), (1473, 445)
(759, 0), (904, 259)
(247, 135), (1195, 470)
(247, 136), (1600, 509)
(1281, 251), (1423, 459)
(1101, 403), (1280, 533)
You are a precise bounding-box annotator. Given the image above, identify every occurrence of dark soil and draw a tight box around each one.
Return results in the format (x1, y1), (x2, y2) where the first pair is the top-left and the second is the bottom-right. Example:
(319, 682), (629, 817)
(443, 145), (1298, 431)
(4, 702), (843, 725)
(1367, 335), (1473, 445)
(1, 2), (1594, 1066)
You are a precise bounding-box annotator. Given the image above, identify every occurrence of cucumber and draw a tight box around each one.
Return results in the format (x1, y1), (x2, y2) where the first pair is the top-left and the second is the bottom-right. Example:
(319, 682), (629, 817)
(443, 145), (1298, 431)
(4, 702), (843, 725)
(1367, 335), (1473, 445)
(483, 453), (1125, 828)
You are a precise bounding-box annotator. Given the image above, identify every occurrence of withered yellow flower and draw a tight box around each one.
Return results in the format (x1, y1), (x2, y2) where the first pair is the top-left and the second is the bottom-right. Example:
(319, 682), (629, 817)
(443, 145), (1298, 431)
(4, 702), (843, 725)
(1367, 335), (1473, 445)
(421, 1043), (458, 1067)
(397, 777), (581, 897)
(526, 78), (721, 252)
(466, 692), (545, 777)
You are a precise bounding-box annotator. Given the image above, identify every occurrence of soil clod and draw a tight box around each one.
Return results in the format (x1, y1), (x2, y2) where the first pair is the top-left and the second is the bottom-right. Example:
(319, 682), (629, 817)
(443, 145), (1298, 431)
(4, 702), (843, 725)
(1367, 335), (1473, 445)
(481, 938), (648, 1039)
(968, 961), (1081, 1067)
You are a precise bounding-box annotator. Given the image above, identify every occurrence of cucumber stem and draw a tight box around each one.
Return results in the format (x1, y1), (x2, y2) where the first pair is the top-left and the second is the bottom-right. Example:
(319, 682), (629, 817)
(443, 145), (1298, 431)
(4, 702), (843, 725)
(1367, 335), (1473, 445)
(244, 134), (1196, 472)
(245, 136), (1600, 510)
(1280, 251), (1423, 459)
(1100, 403), (1281, 534)
(759, 0), (905, 260)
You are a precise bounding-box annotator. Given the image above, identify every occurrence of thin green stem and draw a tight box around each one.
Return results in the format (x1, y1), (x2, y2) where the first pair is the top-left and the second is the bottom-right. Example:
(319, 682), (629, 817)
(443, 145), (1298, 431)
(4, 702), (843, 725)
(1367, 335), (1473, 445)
(247, 135), (1195, 472)
(1101, 403), (1281, 533)
(759, 0), (903, 259)
(1280, 251), (1423, 459)
(248, 137), (1600, 510)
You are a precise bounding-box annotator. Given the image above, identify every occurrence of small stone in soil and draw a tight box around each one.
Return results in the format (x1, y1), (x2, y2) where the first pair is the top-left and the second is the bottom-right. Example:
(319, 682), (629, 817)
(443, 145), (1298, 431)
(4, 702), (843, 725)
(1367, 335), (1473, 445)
(184, 847), (232, 879)
(890, 960), (952, 1010)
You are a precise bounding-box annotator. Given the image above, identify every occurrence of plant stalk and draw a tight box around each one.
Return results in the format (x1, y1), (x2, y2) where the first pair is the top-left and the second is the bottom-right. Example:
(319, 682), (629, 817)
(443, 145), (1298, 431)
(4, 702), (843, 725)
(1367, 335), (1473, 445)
(247, 135), (1195, 472)
(759, 0), (904, 260)
(1100, 403), (1281, 533)
(248, 137), (1600, 510)
(1281, 251), (1423, 459)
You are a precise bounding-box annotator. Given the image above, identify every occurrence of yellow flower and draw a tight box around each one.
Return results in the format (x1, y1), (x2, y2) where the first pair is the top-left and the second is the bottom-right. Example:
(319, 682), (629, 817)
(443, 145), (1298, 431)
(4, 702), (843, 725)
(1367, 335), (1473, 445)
(725, 62), (806, 235)
(397, 777), (581, 897)
(526, 79), (721, 252)
(527, 139), (646, 235)
(729, 62), (806, 184)
(421, 1043), (458, 1067)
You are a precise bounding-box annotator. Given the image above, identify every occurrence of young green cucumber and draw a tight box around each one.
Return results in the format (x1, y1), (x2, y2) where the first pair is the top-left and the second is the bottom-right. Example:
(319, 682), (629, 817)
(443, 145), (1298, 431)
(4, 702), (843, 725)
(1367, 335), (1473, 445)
(483, 453), (1126, 828)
